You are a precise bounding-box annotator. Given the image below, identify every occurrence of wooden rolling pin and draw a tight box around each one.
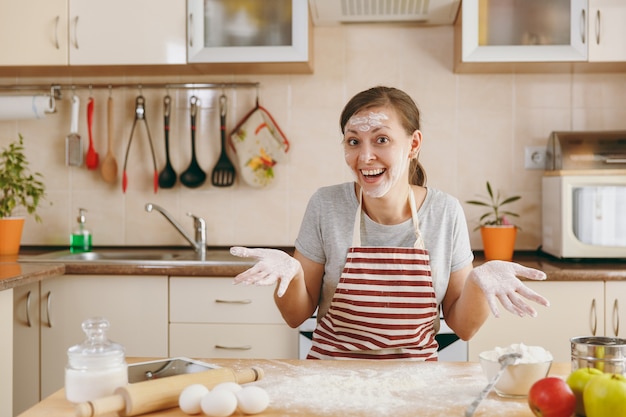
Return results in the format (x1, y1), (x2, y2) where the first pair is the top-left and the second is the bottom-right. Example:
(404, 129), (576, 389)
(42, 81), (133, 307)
(74, 366), (263, 417)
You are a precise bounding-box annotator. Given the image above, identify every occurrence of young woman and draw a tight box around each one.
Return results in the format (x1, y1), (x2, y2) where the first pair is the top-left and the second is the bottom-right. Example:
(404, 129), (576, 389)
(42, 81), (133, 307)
(231, 86), (549, 360)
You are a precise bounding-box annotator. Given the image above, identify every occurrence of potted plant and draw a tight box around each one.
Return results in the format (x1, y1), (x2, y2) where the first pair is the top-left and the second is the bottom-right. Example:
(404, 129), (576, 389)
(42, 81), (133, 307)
(0, 134), (47, 256)
(466, 181), (521, 261)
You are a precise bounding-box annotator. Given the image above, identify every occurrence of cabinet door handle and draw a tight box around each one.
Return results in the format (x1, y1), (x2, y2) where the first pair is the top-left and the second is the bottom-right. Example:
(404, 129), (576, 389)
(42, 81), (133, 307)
(215, 344), (252, 350)
(595, 10), (601, 45)
(613, 299), (620, 336)
(72, 16), (79, 49)
(189, 13), (193, 47)
(25, 290), (32, 328)
(215, 299), (252, 304)
(590, 298), (597, 336)
(54, 16), (60, 50)
(45, 290), (53, 328)
(580, 9), (586, 44)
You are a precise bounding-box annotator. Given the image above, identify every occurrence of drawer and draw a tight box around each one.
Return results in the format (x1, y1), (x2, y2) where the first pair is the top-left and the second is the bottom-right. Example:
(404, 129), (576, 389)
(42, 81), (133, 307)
(169, 323), (299, 359)
(170, 277), (283, 324)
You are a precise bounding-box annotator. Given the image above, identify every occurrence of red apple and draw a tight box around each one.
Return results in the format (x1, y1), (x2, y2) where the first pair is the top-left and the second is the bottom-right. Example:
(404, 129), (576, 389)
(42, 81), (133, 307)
(566, 367), (604, 416)
(528, 377), (576, 417)
(583, 373), (626, 417)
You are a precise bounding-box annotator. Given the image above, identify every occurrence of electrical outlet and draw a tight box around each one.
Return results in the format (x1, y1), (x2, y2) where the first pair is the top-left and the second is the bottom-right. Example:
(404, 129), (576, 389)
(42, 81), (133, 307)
(524, 146), (546, 170)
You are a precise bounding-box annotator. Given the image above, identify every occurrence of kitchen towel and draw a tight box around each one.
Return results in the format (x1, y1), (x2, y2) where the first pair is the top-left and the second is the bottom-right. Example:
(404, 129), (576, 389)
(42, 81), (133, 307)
(0, 95), (56, 120)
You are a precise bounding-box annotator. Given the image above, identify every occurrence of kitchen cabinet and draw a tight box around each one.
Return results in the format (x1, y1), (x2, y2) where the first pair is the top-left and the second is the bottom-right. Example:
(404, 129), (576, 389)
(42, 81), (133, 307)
(169, 277), (299, 359)
(13, 275), (168, 414)
(468, 280), (605, 363)
(1, 289), (13, 417)
(0, 0), (186, 66)
(588, 0), (626, 62)
(187, 0), (310, 64)
(456, 0), (626, 69)
(605, 281), (626, 338)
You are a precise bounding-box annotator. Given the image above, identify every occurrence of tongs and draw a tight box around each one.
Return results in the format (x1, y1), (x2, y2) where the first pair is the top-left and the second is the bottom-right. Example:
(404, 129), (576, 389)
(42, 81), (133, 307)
(122, 95), (158, 193)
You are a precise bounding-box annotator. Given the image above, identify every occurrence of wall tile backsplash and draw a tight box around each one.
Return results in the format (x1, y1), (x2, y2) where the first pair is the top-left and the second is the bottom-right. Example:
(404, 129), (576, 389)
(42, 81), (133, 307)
(2, 25), (625, 251)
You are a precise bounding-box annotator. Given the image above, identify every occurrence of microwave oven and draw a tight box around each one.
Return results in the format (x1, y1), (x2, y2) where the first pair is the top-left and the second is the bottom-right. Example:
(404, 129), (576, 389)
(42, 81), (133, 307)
(542, 174), (626, 259)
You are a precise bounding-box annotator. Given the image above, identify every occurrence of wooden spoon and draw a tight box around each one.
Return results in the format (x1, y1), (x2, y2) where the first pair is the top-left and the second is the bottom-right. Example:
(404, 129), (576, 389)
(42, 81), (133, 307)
(101, 96), (118, 183)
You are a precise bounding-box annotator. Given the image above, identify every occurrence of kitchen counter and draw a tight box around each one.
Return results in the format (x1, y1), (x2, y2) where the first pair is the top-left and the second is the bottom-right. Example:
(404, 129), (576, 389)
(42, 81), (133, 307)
(19, 359), (571, 417)
(0, 256), (64, 291)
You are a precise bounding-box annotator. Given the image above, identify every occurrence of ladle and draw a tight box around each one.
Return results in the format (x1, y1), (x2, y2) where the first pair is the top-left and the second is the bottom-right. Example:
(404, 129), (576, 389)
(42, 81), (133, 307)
(157, 95), (177, 188)
(180, 96), (206, 188)
(465, 352), (522, 417)
(100, 96), (118, 183)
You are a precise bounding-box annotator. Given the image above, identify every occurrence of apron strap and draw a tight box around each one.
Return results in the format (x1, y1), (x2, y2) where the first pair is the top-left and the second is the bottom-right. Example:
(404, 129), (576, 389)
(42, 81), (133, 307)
(352, 186), (425, 249)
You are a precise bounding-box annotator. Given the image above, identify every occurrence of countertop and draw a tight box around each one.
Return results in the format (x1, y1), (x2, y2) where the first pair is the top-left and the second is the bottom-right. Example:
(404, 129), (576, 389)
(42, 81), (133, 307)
(19, 359), (571, 417)
(5, 247), (626, 292)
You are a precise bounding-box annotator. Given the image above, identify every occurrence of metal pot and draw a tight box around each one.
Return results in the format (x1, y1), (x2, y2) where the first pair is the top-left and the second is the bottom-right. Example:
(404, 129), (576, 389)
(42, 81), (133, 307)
(571, 336), (626, 374)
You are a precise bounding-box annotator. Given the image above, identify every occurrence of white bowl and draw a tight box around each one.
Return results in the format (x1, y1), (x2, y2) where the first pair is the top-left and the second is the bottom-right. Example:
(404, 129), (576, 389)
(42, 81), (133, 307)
(479, 351), (552, 397)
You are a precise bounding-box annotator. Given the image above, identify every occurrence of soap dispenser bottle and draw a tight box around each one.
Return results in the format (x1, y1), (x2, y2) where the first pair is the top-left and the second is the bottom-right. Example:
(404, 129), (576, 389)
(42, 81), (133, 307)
(70, 208), (92, 253)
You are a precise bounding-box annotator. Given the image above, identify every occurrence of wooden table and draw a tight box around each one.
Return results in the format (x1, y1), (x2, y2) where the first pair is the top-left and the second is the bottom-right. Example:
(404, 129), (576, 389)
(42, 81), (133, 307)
(19, 359), (570, 417)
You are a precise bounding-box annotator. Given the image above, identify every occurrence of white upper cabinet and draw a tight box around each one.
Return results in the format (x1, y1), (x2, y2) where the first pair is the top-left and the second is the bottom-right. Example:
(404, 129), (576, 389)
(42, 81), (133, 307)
(461, 0), (588, 63)
(69, 0), (186, 65)
(187, 0), (309, 63)
(588, 0), (626, 62)
(0, 0), (68, 66)
(0, 0), (186, 66)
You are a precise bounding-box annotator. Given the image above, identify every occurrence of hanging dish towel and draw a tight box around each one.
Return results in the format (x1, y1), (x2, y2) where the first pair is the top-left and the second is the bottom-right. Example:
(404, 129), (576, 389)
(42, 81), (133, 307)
(229, 104), (290, 187)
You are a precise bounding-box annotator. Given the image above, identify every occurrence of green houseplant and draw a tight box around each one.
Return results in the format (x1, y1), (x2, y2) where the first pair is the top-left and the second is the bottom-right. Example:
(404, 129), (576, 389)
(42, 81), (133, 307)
(466, 181), (521, 261)
(0, 134), (47, 255)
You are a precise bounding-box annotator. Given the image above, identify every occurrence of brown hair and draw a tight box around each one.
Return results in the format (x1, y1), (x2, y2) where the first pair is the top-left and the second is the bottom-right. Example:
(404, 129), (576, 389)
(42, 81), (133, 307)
(340, 86), (426, 186)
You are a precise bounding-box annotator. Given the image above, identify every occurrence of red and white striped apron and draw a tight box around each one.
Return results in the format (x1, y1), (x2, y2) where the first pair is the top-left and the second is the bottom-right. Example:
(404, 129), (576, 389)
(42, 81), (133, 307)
(307, 188), (439, 360)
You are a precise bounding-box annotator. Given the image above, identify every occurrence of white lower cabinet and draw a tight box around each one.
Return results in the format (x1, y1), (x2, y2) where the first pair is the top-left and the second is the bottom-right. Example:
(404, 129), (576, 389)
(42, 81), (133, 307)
(605, 281), (626, 338)
(468, 281), (606, 363)
(169, 277), (298, 359)
(13, 275), (168, 415)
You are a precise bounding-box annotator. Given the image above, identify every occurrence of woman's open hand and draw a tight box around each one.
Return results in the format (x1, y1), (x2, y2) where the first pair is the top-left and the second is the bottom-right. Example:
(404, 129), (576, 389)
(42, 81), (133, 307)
(230, 247), (302, 297)
(470, 261), (550, 318)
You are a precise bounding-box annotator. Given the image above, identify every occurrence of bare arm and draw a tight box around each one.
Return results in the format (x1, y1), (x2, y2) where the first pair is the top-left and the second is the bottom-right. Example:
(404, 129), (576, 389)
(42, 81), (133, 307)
(273, 249), (324, 328)
(441, 264), (490, 341)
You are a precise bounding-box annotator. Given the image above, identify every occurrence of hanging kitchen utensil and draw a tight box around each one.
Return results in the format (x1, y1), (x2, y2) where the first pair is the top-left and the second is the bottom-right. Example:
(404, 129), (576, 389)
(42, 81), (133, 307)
(85, 97), (99, 170)
(65, 94), (83, 167)
(229, 98), (290, 187)
(100, 95), (118, 183)
(122, 95), (158, 193)
(158, 95), (177, 189)
(211, 94), (236, 187)
(180, 96), (206, 188)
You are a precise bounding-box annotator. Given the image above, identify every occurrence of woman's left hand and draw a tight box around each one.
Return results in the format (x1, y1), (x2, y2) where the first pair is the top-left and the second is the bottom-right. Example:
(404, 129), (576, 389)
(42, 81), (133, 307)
(470, 261), (550, 318)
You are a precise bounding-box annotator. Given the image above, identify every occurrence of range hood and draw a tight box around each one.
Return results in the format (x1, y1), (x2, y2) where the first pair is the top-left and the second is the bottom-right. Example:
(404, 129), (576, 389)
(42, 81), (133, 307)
(309, 0), (461, 26)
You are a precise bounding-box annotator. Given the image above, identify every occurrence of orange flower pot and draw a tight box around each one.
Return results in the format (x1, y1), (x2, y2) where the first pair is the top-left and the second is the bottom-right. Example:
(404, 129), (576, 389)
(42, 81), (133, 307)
(480, 225), (517, 261)
(0, 217), (25, 256)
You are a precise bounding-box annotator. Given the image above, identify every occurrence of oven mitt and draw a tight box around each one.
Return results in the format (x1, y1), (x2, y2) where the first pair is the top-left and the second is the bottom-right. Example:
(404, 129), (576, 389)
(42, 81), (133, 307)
(229, 105), (290, 187)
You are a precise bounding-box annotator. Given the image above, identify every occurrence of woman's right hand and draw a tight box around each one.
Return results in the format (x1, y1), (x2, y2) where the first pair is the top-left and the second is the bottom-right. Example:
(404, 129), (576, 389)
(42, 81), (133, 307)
(230, 247), (302, 297)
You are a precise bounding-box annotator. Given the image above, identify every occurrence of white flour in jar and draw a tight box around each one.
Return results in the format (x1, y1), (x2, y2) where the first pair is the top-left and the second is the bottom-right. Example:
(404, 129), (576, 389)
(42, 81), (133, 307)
(482, 343), (553, 363)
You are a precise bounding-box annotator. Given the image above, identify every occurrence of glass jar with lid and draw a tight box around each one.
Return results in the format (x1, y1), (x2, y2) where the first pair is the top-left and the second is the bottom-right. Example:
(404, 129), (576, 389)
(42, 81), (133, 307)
(65, 317), (128, 403)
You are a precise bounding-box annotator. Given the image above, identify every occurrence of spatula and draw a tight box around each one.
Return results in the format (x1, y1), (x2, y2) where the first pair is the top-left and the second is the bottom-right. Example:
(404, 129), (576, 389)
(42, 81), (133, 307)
(65, 95), (83, 167)
(211, 94), (236, 187)
(465, 352), (522, 417)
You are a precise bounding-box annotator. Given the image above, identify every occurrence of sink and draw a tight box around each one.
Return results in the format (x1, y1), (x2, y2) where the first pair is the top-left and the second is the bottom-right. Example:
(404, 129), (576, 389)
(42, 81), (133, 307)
(19, 248), (255, 266)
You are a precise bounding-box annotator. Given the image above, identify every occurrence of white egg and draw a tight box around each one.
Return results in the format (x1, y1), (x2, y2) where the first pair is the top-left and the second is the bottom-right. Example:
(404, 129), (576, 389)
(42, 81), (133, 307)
(179, 384), (210, 415)
(212, 382), (242, 393)
(236, 385), (270, 415)
(200, 389), (238, 417)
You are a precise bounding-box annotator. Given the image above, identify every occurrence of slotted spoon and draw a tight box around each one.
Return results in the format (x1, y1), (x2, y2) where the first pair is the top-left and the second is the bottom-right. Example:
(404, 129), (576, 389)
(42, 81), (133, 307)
(211, 94), (236, 187)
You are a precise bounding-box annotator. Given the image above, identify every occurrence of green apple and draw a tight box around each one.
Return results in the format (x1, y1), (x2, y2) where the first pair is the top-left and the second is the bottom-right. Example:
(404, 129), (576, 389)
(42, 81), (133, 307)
(583, 373), (626, 417)
(566, 367), (604, 416)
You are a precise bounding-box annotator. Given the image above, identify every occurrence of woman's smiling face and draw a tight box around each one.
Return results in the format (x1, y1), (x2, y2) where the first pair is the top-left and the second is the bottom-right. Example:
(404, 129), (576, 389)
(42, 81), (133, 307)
(343, 106), (417, 198)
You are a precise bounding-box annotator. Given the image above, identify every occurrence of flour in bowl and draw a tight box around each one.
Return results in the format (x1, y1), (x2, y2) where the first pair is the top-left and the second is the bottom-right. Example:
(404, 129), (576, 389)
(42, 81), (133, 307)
(483, 343), (553, 363)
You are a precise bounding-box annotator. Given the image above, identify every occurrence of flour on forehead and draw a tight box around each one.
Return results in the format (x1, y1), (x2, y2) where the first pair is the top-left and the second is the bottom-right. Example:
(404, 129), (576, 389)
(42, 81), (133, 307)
(346, 111), (389, 132)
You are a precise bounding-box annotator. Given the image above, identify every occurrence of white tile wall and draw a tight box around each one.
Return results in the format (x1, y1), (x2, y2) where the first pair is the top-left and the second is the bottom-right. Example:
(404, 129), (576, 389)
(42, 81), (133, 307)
(1, 25), (625, 250)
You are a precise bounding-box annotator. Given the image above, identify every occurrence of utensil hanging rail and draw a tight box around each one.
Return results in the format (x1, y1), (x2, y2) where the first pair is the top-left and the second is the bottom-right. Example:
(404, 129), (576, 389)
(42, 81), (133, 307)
(0, 82), (260, 100)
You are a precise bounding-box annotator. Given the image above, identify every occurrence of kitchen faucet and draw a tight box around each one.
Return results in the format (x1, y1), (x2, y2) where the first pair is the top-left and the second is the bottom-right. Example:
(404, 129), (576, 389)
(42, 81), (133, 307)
(145, 203), (206, 258)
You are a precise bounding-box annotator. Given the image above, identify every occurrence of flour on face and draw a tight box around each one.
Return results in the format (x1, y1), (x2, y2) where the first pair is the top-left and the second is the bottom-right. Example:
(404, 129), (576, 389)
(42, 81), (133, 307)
(346, 112), (389, 132)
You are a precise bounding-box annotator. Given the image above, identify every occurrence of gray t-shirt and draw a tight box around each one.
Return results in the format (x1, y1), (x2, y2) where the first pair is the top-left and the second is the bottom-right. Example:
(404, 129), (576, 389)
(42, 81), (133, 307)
(295, 182), (474, 320)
